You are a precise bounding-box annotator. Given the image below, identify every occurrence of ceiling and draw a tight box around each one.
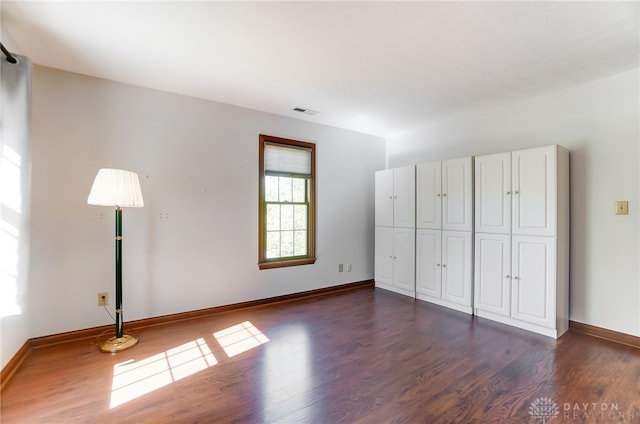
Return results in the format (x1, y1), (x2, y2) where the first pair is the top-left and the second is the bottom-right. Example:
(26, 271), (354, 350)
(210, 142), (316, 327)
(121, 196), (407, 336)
(2, 1), (639, 137)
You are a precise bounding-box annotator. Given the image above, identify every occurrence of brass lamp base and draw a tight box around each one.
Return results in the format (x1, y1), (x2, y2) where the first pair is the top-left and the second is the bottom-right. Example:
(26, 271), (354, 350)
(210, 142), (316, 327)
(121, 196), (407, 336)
(100, 334), (139, 353)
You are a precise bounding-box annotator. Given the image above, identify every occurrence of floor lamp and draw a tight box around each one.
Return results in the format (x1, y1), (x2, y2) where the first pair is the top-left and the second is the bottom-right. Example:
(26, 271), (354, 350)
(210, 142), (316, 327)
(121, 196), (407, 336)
(88, 168), (144, 353)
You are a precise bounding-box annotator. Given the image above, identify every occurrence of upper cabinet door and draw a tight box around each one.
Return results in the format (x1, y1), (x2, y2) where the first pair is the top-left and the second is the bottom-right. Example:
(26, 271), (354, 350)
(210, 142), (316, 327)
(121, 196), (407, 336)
(512, 146), (556, 236)
(442, 157), (473, 232)
(475, 152), (511, 234)
(393, 165), (416, 228)
(416, 161), (441, 229)
(375, 169), (394, 227)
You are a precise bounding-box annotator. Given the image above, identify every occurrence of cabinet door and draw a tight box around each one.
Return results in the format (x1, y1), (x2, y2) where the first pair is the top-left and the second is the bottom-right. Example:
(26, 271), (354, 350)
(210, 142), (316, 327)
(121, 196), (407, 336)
(474, 233), (511, 316)
(394, 166), (416, 228)
(475, 152), (511, 234)
(393, 228), (416, 292)
(375, 169), (394, 227)
(442, 157), (473, 231)
(511, 236), (555, 328)
(512, 146), (556, 236)
(441, 231), (472, 307)
(416, 161), (441, 229)
(374, 227), (394, 287)
(416, 229), (442, 298)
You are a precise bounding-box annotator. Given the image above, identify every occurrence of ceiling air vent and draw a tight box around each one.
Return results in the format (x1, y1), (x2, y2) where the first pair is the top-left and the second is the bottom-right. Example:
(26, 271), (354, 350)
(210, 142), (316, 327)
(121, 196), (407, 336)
(293, 107), (319, 116)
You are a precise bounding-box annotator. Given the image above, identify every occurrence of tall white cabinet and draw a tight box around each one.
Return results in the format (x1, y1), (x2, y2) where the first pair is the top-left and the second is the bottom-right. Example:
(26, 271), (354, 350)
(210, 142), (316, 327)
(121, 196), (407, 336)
(415, 157), (473, 314)
(374, 166), (416, 297)
(474, 145), (569, 338)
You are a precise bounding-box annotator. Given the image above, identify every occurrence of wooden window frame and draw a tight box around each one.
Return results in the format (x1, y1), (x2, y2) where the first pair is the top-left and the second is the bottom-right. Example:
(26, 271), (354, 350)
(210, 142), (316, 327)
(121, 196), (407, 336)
(258, 134), (316, 269)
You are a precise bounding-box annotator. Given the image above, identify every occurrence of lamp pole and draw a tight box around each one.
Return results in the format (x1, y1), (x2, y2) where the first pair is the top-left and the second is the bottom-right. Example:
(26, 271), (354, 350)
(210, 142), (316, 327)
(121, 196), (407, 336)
(115, 206), (124, 339)
(99, 205), (138, 353)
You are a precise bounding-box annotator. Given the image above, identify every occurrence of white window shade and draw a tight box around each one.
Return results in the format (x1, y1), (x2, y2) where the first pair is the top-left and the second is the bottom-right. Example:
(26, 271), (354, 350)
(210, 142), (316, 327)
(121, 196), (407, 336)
(264, 143), (311, 177)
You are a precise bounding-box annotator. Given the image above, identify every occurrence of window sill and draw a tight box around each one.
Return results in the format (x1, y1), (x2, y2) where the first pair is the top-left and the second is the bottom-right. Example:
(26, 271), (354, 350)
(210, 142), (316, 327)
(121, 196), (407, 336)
(258, 257), (317, 270)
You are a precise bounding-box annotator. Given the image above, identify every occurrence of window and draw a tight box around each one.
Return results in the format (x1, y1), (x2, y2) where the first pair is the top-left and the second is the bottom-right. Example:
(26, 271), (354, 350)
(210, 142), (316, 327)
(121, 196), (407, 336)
(258, 135), (316, 269)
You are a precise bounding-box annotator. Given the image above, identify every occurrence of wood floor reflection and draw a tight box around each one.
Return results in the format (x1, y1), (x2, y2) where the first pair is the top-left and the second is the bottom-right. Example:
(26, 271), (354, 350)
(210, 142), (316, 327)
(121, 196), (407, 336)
(2, 286), (639, 423)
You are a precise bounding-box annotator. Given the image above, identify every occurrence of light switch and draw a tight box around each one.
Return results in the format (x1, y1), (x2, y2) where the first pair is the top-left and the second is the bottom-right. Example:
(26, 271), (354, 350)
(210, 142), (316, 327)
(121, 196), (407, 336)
(616, 201), (629, 215)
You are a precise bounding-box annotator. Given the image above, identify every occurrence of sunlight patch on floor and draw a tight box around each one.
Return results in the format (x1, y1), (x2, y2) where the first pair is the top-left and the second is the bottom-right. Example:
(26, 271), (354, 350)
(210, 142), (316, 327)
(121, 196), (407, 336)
(214, 321), (269, 358)
(110, 321), (270, 408)
(110, 338), (217, 408)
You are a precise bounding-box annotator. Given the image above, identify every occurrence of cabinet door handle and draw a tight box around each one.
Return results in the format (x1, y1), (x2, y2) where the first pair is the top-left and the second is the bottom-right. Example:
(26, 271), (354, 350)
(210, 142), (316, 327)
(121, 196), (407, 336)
(436, 263), (440, 267)
(513, 276), (519, 280)
(514, 190), (519, 195)
(442, 264), (446, 268)
(437, 193), (441, 197)
(393, 256), (397, 259)
(506, 191), (511, 195)
(389, 196), (393, 199)
(505, 275), (510, 279)
(442, 193), (447, 197)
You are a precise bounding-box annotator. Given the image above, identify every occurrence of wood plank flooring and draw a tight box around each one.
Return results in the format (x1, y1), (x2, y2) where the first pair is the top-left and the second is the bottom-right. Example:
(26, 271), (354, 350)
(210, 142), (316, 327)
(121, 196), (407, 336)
(2, 286), (639, 423)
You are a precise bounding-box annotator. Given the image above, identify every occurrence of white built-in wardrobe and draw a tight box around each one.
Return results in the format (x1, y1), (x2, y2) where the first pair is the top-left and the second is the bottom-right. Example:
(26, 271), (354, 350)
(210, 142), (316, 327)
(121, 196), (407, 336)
(374, 165), (416, 298)
(374, 145), (569, 338)
(415, 157), (473, 314)
(474, 145), (569, 338)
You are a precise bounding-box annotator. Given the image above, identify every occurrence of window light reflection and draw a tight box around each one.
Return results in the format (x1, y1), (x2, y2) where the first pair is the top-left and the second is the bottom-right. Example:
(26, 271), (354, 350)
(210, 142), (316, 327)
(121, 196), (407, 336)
(0, 145), (23, 317)
(260, 324), (312, 422)
(110, 338), (217, 409)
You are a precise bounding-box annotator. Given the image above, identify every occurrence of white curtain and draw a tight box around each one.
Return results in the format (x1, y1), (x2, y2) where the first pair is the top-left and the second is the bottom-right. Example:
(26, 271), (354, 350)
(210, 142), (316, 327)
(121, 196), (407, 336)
(1, 52), (32, 368)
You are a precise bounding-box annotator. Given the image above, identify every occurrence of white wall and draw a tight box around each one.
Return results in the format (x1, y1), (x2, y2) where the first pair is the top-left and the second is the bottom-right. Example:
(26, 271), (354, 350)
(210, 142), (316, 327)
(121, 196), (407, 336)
(388, 68), (640, 337)
(26, 66), (384, 339)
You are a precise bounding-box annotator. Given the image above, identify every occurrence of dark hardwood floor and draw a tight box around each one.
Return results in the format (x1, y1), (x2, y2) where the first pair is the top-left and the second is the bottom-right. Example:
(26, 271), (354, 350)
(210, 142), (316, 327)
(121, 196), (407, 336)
(2, 286), (639, 423)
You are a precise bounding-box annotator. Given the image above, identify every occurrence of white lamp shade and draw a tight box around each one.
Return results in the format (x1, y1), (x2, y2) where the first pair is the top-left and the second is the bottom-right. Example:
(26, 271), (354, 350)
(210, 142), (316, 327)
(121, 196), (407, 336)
(87, 168), (144, 207)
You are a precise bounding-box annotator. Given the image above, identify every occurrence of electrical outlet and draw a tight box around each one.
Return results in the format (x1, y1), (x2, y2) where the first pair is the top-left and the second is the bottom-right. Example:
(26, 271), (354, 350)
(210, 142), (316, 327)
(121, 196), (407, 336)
(338, 264), (344, 272)
(347, 264), (352, 272)
(98, 292), (108, 306)
(616, 201), (629, 215)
